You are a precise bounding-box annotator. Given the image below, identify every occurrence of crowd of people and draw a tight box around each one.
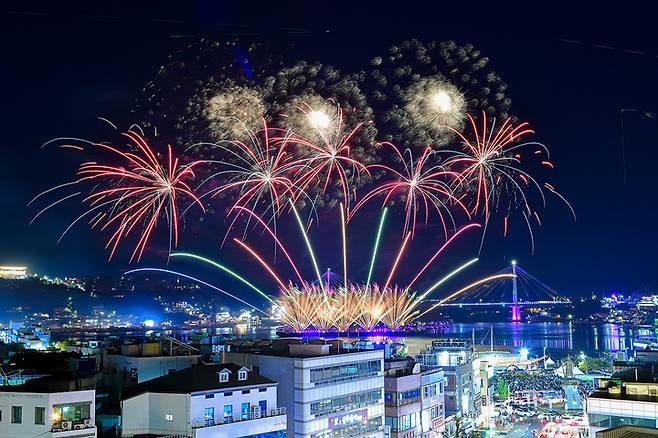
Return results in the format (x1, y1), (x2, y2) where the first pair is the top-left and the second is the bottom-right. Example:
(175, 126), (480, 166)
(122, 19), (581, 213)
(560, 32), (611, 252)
(493, 369), (564, 393)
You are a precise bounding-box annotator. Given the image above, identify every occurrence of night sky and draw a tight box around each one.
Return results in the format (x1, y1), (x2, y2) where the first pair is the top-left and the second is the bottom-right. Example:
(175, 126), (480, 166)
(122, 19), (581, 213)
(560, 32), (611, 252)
(2, 2), (658, 299)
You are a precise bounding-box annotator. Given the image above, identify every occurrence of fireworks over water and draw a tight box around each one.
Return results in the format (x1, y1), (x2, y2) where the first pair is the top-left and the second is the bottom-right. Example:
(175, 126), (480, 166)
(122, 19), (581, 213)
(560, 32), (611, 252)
(32, 37), (573, 332)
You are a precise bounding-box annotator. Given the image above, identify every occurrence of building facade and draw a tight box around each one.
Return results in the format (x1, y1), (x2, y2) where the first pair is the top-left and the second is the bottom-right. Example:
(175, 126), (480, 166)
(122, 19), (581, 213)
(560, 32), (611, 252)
(225, 339), (385, 438)
(383, 359), (445, 438)
(586, 372), (658, 436)
(420, 369), (445, 437)
(102, 341), (198, 403)
(121, 363), (286, 438)
(415, 339), (478, 421)
(0, 387), (96, 438)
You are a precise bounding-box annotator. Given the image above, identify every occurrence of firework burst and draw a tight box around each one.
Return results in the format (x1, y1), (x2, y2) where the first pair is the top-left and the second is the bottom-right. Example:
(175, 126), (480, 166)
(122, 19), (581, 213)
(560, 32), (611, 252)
(31, 130), (206, 262)
(194, 121), (302, 231)
(445, 112), (574, 251)
(200, 81), (269, 144)
(350, 142), (469, 237)
(365, 39), (512, 147)
(280, 103), (372, 209)
(396, 76), (468, 146)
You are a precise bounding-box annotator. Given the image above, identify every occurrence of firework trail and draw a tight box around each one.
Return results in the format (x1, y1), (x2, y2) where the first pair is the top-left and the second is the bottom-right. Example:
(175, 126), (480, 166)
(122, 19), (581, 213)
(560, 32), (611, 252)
(192, 120), (307, 238)
(444, 112), (574, 250)
(278, 103), (372, 209)
(30, 130), (206, 262)
(349, 142), (469, 237)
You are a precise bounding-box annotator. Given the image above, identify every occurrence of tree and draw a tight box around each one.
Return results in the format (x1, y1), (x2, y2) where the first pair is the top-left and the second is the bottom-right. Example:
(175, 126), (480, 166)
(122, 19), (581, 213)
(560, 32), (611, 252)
(496, 380), (509, 400)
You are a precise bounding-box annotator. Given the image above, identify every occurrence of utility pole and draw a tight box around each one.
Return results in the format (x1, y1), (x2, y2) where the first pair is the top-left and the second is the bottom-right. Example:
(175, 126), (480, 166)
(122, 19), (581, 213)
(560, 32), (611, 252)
(490, 326), (494, 352)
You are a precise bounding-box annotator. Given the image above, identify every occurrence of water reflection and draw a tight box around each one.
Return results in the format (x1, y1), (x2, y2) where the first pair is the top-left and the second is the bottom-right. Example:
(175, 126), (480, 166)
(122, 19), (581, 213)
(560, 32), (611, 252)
(385, 322), (643, 358)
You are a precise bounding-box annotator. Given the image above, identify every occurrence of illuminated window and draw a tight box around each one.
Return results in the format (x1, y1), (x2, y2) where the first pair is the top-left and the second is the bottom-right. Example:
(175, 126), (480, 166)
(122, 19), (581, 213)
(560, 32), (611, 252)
(165, 414), (174, 422)
(219, 372), (229, 383)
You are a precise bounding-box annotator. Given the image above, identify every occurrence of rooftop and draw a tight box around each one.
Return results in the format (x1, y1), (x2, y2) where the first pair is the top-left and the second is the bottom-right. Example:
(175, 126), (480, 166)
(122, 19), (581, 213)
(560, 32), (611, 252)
(122, 363), (275, 400)
(589, 391), (658, 403)
(595, 425), (658, 438)
(225, 338), (382, 359)
(608, 367), (658, 384)
(0, 372), (96, 393)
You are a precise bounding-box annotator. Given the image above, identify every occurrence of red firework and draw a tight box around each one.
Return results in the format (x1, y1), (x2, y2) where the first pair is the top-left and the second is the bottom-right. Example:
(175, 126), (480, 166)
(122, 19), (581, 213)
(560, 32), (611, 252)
(198, 122), (299, 219)
(31, 130), (206, 262)
(349, 142), (468, 237)
(443, 111), (574, 252)
(444, 112), (543, 219)
(278, 105), (370, 208)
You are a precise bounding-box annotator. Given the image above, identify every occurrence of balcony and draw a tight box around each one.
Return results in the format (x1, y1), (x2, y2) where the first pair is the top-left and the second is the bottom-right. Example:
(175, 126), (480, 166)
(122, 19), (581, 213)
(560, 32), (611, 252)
(50, 420), (96, 437)
(190, 408), (287, 438)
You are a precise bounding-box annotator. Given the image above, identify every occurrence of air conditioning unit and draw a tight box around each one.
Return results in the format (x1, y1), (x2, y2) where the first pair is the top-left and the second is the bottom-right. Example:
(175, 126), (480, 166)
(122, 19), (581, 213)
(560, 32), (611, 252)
(73, 423), (84, 430)
(61, 421), (73, 431)
(84, 418), (94, 428)
(252, 406), (261, 419)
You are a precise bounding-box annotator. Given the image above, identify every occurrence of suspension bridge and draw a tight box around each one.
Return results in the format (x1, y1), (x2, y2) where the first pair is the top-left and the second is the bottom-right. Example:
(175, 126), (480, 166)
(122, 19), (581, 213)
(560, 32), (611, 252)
(427, 260), (571, 322)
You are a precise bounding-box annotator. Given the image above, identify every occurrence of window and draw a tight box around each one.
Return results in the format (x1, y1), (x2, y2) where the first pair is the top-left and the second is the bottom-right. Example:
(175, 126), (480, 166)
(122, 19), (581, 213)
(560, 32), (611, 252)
(310, 389), (382, 416)
(309, 360), (382, 385)
(242, 390), (250, 395)
(258, 400), (267, 412)
(11, 406), (22, 424)
(204, 407), (214, 422)
(53, 402), (92, 424)
(129, 367), (138, 383)
(165, 414), (174, 422)
(259, 388), (267, 392)
(430, 405), (440, 420)
(224, 391), (233, 396)
(35, 407), (45, 425)
(423, 384), (438, 399)
(238, 369), (248, 381)
(241, 402), (250, 420)
(205, 394), (215, 399)
(223, 404), (233, 419)
(219, 371), (229, 382)
(398, 413), (417, 431)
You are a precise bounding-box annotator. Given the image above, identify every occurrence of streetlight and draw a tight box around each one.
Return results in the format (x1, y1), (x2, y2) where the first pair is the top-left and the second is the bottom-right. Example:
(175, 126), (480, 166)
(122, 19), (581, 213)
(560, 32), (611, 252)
(520, 348), (529, 361)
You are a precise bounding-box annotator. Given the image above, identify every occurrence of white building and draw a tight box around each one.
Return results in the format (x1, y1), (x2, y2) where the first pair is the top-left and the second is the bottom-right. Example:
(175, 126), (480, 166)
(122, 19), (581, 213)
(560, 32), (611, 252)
(225, 338), (385, 438)
(121, 363), (286, 438)
(415, 339), (478, 421)
(586, 369), (658, 436)
(103, 341), (198, 402)
(0, 378), (96, 438)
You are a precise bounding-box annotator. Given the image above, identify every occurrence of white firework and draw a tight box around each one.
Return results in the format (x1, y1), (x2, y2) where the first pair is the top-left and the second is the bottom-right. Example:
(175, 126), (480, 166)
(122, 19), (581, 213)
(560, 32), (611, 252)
(277, 94), (341, 149)
(399, 76), (467, 146)
(202, 82), (268, 142)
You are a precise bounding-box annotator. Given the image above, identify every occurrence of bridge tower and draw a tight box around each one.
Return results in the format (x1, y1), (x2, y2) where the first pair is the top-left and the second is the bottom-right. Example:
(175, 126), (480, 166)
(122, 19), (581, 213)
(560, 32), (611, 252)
(511, 260), (521, 322)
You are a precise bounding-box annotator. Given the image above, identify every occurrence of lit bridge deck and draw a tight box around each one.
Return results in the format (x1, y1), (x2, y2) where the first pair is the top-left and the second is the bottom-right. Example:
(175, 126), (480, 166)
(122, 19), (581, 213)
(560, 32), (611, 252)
(427, 300), (572, 307)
